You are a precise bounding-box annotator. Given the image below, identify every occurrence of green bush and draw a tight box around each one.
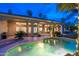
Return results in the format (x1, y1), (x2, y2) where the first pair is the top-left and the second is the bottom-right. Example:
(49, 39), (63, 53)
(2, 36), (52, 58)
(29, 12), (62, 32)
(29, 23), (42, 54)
(15, 31), (25, 39)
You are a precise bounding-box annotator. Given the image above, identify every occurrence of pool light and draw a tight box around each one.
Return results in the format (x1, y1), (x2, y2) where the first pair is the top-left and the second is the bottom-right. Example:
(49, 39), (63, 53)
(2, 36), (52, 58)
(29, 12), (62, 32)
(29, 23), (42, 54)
(17, 46), (22, 52)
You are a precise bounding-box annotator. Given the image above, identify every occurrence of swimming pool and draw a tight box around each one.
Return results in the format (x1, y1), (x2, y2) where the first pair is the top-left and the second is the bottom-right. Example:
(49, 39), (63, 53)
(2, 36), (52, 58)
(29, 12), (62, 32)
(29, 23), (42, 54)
(5, 37), (76, 56)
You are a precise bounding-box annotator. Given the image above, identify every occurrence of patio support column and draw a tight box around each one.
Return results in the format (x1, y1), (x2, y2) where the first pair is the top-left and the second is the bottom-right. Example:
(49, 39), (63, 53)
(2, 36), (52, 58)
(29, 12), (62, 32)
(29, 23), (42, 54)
(76, 16), (79, 55)
(47, 24), (49, 33)
(60, 24), (63, 34)
(42, 24), (45, 33)
(26, 22), (28, 33)
(47, 24), (50, 33)
(31, 22), (34, 34)
(74, 4), (79, 56)
(37, 23), (39, 33)
(52, 24), (54, 37)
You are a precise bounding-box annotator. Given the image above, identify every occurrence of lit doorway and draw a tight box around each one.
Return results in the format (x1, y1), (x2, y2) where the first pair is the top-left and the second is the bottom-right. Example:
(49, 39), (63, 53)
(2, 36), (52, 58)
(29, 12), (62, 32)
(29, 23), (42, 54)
(33, 23), (38, 33)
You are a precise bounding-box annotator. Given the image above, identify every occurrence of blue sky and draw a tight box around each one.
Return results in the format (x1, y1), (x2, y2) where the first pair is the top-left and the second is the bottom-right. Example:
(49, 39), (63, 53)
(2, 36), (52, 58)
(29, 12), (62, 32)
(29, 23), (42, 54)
(0, 3), (78, 25)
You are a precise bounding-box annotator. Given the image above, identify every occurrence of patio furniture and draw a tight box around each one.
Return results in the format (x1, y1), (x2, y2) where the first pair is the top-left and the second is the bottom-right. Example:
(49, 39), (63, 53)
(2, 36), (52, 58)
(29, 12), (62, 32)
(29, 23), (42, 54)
(0, 32), (7, 39)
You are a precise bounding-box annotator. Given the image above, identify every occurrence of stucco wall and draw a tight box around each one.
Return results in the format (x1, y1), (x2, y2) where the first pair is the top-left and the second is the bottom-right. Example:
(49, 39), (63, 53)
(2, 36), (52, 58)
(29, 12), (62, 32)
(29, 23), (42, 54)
(0, 20), (16, 35)
(0, 20), (8, 34)
(0, 20), (8, 39)
(8, 21), (16, 36)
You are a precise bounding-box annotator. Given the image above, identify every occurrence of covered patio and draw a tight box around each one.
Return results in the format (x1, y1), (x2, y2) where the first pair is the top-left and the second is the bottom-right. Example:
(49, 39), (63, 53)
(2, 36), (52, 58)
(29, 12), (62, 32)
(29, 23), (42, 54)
(0, 13), (62, 39)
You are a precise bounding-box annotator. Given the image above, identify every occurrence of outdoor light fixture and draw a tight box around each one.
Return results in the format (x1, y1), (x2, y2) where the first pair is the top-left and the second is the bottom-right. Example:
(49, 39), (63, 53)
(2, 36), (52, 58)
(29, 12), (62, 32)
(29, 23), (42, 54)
(28, 23), (31, 25)
(39, 22), (45, 24)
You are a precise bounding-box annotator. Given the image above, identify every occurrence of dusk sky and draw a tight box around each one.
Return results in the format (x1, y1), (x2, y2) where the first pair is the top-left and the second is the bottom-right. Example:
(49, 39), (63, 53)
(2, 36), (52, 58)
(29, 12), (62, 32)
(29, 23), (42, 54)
(0, 3), (78, 25)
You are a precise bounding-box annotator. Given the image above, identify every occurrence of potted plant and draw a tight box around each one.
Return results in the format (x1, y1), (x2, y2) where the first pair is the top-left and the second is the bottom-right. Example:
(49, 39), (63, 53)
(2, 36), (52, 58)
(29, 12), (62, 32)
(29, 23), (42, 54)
(15, 31), (25, 40)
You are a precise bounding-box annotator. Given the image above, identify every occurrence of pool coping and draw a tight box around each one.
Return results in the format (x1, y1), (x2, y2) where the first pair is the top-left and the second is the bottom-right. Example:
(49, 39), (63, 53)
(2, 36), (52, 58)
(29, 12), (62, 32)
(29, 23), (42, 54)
(0, 37), (76, 56)
(0, 36), (49, 56)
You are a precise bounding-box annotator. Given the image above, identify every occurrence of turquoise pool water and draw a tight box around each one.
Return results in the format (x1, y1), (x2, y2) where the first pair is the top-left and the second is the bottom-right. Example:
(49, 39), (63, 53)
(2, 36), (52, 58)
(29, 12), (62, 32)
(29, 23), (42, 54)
(5, 38), (76, 56)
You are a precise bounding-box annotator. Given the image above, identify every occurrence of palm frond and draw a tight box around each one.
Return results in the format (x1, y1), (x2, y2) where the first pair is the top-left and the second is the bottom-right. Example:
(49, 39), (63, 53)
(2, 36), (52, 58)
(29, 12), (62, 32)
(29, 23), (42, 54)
(58, 3), (76, 12)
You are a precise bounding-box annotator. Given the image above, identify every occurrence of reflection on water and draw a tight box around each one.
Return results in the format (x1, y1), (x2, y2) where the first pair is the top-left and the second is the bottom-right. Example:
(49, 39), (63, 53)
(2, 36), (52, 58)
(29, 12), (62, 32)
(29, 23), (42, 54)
(5, 38), (76, 56)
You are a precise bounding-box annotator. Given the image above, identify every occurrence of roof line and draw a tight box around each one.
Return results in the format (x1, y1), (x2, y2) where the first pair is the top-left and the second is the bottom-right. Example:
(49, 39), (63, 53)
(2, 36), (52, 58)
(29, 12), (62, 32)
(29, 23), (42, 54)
(0, 12), (50, 20)
(0, 12), (61, 23)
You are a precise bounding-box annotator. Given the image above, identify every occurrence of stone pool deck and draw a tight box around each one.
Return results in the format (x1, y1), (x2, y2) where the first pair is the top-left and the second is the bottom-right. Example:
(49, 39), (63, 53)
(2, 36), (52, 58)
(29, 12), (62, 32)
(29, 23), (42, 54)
(0, 35), (50, 56)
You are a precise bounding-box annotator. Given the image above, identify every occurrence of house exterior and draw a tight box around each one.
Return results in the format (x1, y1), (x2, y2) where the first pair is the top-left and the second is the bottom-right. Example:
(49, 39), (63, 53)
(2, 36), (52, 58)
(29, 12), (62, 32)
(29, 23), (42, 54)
(0, 13), (62, 38)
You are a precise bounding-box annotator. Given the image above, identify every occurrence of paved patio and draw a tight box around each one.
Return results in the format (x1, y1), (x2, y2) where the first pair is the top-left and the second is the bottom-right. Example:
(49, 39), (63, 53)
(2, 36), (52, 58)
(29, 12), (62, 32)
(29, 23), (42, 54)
(0, 35), (50, 56)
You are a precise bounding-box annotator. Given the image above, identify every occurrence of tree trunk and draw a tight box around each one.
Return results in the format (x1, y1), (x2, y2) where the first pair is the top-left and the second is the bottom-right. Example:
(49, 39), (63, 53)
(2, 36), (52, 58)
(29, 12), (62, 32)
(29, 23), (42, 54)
(76, 4), (79, 56)
(76, 18), (79, 55)
(50, 24), (54, 37)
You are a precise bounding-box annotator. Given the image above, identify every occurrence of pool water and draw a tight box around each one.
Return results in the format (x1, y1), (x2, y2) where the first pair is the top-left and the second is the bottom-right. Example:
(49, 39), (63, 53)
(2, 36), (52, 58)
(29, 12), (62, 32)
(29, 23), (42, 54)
(5, 38), (76, 56)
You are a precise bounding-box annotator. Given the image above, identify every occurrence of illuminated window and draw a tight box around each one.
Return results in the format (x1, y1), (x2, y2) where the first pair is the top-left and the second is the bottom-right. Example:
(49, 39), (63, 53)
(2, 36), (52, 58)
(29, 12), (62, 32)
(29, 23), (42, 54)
(34, 27), (37, 33)
(33, 23), (38, 33)
(44, 25), (49, 32)
(20, 27), (27, 32)
(45, 28), (47, 32)
(16, 22), (27, 33)
(16, 27), (21, 32)
(38, 24), (42, 32)
(39, 28), (42, 32)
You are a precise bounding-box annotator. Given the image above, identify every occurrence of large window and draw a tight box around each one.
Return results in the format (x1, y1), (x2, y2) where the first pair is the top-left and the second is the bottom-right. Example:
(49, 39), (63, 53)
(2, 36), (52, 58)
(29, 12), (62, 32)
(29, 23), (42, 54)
(16, 22), (27, 33)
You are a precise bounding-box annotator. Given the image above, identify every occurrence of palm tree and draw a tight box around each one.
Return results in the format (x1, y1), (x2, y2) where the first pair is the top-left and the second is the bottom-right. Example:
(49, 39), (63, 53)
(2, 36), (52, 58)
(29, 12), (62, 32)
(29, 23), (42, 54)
(58, 3), (76, 12)
(58, 3), (79, 55)
(61, 18), (66, 34)
(27, 10), (32, 17)
(38, 13), (43, 18)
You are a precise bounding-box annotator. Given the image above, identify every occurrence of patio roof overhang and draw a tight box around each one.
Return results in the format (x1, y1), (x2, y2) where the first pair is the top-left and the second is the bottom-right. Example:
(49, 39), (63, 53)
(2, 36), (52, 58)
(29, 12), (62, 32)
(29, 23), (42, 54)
(0, 13), (61, 25)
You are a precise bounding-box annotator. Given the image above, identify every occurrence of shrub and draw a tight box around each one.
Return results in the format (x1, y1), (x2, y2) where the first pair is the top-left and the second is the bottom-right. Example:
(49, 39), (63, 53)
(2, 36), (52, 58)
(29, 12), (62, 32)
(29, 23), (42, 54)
(15, 31), (25, 39)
